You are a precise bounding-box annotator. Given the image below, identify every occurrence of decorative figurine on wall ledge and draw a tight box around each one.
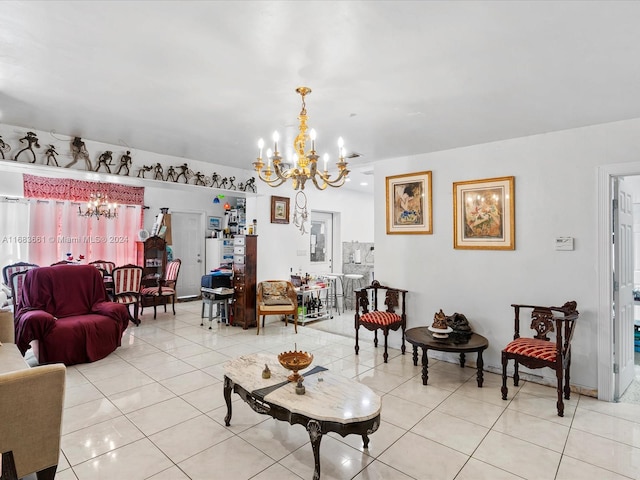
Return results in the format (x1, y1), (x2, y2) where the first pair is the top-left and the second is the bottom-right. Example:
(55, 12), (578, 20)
(219, 177), (229, 189)
(44, 144), (59, 166)
(14, 131), (40, 163)
(153, 163), (164, 181)
(211, 172), (221, 188)
(0, 135), (11, 159)
(165, 165), (177, 182)
(66, 137), (92, 170)
(95, 150), (114, 173)
(245, 177), (256, 193)
(194, 171), (207, 186)
(115, 150), (132, 175)
(228, 176), (236, 190)
(176, 163), (191, 183)
(137, 165), (153, 178)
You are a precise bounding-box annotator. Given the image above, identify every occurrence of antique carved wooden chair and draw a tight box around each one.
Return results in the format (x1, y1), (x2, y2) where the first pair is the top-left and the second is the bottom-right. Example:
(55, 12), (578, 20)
(501, 301), (579, 417)
(110, 264), (143, 326)
(2, 262), (38, 301)
(141, 259), (181, 319)
(354, 280), (407, 363)
(256, 280), (298, 335)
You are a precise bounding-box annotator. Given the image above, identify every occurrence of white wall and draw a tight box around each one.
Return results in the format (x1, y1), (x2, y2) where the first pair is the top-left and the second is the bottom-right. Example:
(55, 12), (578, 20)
(374, 117), (640, 392)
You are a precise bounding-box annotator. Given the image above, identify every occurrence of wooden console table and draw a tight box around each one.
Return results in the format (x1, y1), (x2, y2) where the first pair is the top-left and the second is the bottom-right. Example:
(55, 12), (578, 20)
(223, 353), (380, 480)
(405, 327), (489, 387)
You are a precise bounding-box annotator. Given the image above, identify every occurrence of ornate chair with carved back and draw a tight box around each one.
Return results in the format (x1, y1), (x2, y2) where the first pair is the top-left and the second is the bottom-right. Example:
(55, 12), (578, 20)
(354, 280), (407, 363)
(501, 301), (579, 417)
(141, 259), (181, 319)
(2, 262), (38, 302)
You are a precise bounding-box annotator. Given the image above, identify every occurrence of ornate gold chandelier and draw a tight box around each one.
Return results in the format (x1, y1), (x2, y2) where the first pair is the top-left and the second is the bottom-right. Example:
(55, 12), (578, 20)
(252, 87), (350, 190)
(77, 192), (118, 220)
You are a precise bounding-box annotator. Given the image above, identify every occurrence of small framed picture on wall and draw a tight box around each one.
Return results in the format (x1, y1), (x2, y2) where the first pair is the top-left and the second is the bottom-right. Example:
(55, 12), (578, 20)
(271, 196), (290, 224)
(208, 216), (221, 230)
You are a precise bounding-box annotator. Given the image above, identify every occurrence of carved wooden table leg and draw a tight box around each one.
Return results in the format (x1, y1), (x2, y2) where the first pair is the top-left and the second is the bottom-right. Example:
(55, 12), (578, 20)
(223, 376), (233, 426)
(459, 352), (466, 368)
(307, 420), (323, 480)
(362, 434), (370, 449)
(476, 350), (485, 387)
(412, 345), (418, 366)
(421, 347), (429, 385)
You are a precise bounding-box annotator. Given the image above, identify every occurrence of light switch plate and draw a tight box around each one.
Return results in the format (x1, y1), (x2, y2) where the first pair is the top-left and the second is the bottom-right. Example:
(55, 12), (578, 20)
(555, 237), (574, 251)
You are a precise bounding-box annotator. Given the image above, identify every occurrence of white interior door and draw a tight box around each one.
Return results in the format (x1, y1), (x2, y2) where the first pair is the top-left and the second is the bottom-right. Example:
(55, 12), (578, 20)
(310, 211), (333, 273)
(171, 211), (205, 298)
(613, 176), (635, 399)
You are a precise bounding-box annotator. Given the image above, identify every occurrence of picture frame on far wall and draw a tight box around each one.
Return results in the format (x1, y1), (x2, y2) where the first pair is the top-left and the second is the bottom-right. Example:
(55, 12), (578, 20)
(208, 216), (221, 231)
(386, 171), (432, 234)
(453, 176), (515, 250)
(270, 195), (290, 224)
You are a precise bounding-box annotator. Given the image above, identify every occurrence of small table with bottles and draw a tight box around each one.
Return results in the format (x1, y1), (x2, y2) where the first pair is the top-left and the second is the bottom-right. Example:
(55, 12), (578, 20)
(295, 284), (332, 324)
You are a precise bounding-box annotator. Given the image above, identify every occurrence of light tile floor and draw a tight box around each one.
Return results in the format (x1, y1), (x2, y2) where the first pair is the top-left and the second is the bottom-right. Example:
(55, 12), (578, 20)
(29, 302), (640, 480)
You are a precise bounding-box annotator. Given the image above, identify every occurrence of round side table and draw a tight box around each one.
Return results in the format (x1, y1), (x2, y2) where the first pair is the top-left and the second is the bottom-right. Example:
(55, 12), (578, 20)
(405, 327), (489, 387)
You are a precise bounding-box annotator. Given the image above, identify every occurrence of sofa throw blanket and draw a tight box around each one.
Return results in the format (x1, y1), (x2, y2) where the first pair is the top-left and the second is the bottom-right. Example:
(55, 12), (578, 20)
(14, 265), (130, 364)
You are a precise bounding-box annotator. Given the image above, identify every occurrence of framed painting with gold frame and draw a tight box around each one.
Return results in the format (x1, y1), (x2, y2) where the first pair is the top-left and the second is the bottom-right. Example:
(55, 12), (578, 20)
(453, 176), (515, 250)
(270, 195), (290, 224)
(385, 171), (432, 234)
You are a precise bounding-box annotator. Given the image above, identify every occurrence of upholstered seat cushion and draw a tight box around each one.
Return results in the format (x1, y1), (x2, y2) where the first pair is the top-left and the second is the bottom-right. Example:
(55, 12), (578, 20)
(503, 338), (557, 362)
(360, 311), (402, 326)
(263, 297), (293, 306)
(259, 304), (295, 313)
(114, 294), (139, 304)
(141, 286), (175, 296)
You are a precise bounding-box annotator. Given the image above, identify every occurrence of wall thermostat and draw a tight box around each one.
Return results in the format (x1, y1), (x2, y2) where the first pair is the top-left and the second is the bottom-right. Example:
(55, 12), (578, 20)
(555, 237), (574, 251)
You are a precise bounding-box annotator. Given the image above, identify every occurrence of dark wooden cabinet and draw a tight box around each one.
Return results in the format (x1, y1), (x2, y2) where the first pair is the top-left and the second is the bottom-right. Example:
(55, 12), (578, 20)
(138, 236), (167, 308)
(232, 235), (257, 329)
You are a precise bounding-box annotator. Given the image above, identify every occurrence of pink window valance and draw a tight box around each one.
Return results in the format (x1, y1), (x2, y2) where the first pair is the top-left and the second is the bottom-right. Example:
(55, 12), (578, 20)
(23, 174), (144, 205)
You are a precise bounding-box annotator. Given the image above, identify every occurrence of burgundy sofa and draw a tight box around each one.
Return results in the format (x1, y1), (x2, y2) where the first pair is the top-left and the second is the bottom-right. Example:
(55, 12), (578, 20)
(14, 264), (130, 365)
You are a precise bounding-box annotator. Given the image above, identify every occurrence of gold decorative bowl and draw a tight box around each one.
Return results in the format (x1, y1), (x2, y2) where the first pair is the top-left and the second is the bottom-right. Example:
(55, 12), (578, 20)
(278, 350), (314, 382)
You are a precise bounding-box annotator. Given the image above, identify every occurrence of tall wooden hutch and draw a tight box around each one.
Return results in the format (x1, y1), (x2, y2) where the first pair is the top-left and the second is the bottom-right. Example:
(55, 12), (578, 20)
(232, 234), (257, 329)
(136, 236), (167, 307)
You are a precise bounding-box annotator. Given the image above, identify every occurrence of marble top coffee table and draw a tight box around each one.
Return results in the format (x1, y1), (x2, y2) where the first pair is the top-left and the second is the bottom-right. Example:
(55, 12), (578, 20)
(223, 353), (381, 480)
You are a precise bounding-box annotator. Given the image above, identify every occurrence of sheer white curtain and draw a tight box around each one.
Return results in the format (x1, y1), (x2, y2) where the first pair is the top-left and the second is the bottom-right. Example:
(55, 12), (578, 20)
(0, 198), (31, 269)
(28, 200), (141, 266)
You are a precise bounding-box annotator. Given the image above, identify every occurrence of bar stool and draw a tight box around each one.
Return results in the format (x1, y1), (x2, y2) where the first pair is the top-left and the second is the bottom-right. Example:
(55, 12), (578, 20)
(343, 274), (364, 311)
(325, 273), (344, 316)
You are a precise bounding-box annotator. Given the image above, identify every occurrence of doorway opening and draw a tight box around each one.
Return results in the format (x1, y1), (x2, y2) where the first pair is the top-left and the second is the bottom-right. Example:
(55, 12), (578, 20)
(598, 164), (640, 403)
(170, 210), (205, 300)
(310, 211), (339, 273)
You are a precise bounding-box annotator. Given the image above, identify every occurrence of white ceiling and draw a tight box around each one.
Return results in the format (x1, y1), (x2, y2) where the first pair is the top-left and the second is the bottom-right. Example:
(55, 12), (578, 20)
(2, 1), (640, 194)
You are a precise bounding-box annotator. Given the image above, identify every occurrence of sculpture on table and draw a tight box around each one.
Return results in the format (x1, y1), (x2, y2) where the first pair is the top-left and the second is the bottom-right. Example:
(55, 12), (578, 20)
(94, 151), (114, 173)
(446, 311), (473, 344)
(44, 145), (59, 166)
(14, 131), (40, 163)
(115, 151), (132, 176)
(0, 135), (11, 159)
(428, 309), (453, 340)
(66, 137), (92, 170)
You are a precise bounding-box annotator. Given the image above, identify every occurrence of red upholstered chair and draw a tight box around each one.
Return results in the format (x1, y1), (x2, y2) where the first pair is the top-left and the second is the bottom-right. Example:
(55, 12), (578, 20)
(110, 264), (143, 326)
(141, 259), (181, 319)
(354, 280), (407, 363)
(9, 271), (29, 313)
(501, 301), (579, 417)
(2, 262), (38, 302)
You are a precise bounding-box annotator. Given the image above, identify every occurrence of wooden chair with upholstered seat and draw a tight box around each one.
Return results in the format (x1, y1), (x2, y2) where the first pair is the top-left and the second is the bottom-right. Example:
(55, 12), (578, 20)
(110, 264), (143, 326)
(88, 260), (115, 275)
(354, 280), (407, 363)
(256, 280), (298, 335)
(141, 259), (181, 319)
(501, 301), (579, 417)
